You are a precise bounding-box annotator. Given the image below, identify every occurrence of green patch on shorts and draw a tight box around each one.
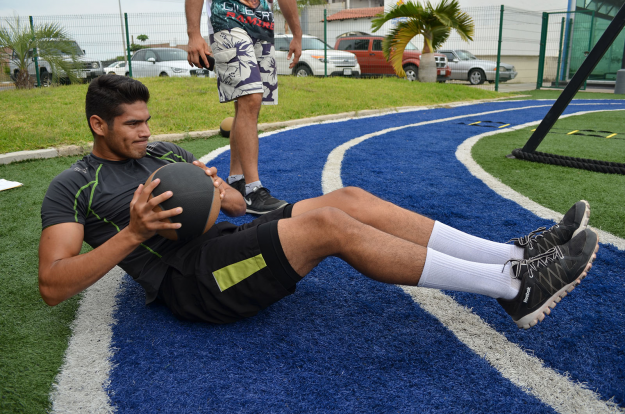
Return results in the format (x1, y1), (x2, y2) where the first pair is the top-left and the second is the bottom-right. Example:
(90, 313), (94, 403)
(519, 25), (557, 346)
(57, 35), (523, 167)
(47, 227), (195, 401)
(213, 254), (267, 291)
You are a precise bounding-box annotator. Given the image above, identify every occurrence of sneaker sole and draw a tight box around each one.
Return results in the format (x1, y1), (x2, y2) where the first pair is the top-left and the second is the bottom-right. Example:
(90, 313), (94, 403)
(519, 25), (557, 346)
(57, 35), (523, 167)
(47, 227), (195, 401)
(515, 232), (599, 330)
(246, 202), (288, 215)
(571, 200), (591, 240)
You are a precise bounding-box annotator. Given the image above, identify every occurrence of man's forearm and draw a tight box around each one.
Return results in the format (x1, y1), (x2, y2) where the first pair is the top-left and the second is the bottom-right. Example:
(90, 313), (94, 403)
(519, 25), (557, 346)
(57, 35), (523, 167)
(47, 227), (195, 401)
(278, 0), (302, 37)
(39, 227), (143, 306)
(186, 0), (205, 36)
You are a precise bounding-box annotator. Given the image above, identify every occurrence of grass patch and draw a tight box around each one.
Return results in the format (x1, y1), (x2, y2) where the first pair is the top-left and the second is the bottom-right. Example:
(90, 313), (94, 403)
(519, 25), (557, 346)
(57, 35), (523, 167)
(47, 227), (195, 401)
(472, 110), (625, 238)
(0, 137), (227, 413)
(0, 76), (502, 154)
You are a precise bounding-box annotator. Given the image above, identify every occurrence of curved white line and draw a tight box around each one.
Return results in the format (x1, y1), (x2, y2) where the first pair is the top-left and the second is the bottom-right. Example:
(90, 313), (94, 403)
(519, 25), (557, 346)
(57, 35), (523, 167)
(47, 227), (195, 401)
(321, 106), (624, 413)
(456, 109), (625, 251)
(51, 267), (124, 413)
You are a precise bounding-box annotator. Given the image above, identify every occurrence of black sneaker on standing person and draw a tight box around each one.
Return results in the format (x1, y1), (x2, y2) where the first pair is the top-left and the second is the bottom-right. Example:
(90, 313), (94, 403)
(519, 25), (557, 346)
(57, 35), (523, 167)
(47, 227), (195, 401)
(498, 228), (599, 329)
(509, 200), (591, 259)
(244, 186), (288, 215)
(229, 178), (246, 197)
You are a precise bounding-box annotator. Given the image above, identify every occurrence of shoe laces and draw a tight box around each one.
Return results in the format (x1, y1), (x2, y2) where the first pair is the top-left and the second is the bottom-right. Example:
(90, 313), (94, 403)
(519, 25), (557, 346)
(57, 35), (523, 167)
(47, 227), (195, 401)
(507, 224), (560, 250)
(503, 246), (564, 279)
(252, 186), (272, 201)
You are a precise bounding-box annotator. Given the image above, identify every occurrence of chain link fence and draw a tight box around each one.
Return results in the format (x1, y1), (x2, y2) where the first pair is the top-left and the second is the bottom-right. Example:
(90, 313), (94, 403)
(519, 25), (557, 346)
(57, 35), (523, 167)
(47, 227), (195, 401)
(2, 6), (548, 91)
(538, 10), (625, 89)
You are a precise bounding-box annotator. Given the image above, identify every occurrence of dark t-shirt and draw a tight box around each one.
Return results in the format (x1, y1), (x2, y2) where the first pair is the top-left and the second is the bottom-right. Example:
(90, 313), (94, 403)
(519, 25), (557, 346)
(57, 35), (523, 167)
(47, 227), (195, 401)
(41, 142), (198, 303)
(208, 0), (275, 43)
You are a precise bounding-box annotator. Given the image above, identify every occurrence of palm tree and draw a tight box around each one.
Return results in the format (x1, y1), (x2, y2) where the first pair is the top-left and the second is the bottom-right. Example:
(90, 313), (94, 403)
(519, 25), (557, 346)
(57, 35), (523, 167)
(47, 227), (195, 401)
(371, 0), (474, 82)
(0, 16), (81, 89)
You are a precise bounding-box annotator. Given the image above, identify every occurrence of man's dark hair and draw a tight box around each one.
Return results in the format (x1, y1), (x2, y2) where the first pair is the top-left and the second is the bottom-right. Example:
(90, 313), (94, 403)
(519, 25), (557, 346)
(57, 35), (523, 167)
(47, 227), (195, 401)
(85, 75), (150, 136)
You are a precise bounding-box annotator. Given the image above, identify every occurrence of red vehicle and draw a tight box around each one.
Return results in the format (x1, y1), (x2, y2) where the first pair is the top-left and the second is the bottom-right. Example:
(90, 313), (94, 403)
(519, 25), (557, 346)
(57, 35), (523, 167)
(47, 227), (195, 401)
(334, 33), (450, 82)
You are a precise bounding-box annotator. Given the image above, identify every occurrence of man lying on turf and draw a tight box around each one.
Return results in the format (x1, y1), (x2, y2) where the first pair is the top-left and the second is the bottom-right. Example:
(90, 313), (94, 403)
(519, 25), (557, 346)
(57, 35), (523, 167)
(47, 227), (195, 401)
(38, 75), (600, 329)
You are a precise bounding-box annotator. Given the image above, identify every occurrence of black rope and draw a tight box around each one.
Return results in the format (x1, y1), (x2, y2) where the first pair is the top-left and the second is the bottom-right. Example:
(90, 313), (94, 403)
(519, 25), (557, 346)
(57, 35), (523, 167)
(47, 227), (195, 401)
(511, 148), (625, 175)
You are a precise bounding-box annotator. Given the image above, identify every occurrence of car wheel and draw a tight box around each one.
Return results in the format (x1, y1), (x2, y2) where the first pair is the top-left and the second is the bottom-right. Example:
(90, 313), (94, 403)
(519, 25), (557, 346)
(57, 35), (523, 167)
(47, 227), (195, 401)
(159, 72), (169, 77)
(293, 65), (312, 77)
(40, 71), (51, 87)
(469, 69), (486, 85)
(403, 64), (418, 81)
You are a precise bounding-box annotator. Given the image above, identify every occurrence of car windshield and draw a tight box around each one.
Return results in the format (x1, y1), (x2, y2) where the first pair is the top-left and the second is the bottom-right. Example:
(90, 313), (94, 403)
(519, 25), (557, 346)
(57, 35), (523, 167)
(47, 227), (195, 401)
(156, 49), (188, 61)
(40, 40), (84, 56)
(288, 37), (332, 50)
(456, 50), (477, 60)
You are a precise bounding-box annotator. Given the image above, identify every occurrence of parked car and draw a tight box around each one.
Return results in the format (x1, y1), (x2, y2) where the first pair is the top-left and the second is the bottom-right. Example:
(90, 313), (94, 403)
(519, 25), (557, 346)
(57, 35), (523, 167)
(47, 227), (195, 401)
(436, 49), (517, 85)
(10, 40), (104, 85)
(334, 33), (450, 82)
(274, 34), (360, 77)
(104, 60), (127, 76)
(129, 48), (210, 78)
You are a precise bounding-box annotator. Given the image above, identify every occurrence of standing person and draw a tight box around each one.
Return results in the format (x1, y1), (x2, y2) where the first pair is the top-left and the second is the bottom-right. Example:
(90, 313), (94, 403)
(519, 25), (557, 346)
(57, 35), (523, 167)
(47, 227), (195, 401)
(185, 0), (302, 214)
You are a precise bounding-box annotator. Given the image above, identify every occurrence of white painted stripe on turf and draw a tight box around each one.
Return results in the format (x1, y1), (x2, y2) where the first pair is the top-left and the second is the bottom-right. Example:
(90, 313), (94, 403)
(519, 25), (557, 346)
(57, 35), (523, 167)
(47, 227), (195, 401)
(401, 287), (624, 414)
(321, 105), (625, 414)
(455, 109), (625, 251)
(50, 266), (124, 413)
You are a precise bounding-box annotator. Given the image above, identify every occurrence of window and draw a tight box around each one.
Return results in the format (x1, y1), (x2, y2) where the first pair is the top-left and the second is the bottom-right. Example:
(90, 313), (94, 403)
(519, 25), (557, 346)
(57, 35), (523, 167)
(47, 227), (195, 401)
(145, 50), (157, 61)
(132, 50), (146, 61)
(354, 39), (369, 50)
(337, 39), (355, 50)
(442, 52), (455, 60)
(274, 38), (289, 51)
(372, 39), (383, 51)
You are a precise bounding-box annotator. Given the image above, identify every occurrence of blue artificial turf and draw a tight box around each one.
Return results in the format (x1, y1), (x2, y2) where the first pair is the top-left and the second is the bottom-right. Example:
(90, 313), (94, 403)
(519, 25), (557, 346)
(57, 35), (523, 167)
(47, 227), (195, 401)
(107, 100), (624, 412)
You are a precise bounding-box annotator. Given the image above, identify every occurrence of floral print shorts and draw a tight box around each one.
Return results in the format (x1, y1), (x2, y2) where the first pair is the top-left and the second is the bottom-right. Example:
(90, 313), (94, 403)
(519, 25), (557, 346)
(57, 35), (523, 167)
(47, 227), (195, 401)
(210, 28), (278, 105)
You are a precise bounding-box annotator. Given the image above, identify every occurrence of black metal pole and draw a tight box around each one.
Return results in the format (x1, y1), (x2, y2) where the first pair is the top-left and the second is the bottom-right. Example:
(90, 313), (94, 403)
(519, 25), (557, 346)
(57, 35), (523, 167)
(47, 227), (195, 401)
(521, 3), (625, 153)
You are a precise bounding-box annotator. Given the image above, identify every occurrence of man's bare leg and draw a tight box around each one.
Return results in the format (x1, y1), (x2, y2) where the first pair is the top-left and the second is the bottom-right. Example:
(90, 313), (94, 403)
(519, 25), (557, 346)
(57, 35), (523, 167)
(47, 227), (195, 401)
(279, 207), (428, 285)
(229, 93), (262, 183)
(291, 187), (435, 247)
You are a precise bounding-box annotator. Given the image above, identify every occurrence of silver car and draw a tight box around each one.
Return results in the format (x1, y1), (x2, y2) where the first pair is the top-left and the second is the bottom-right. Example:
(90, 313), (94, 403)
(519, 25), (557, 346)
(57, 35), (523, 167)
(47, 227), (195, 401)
(129, 48), (211, 78)
(437, 49), (517, 85)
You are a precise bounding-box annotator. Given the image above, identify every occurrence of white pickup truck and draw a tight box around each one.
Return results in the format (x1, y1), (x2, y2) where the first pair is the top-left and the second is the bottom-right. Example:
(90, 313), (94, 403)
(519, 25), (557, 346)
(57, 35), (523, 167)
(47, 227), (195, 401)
(10, 40), (104, 85)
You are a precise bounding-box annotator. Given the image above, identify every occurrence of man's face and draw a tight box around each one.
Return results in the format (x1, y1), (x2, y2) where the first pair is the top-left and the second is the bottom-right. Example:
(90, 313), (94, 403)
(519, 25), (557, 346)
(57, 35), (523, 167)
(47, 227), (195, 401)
(96, 101), (151, 161)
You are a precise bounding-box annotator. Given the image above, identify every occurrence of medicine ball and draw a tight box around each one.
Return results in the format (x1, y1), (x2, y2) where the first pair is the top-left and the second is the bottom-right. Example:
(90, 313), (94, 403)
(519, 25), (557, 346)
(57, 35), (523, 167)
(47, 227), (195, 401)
(219, 117), (234, 138)
(144, 163), (221, 241)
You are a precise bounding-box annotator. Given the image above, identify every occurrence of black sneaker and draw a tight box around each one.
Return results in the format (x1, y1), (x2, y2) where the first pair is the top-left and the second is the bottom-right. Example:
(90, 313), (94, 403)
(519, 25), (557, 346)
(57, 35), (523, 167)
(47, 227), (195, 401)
(509, 200), (590, 259)
(228, 178), (245, 197)
(244, 186), (288, 215)
(498, 228), (599, 329)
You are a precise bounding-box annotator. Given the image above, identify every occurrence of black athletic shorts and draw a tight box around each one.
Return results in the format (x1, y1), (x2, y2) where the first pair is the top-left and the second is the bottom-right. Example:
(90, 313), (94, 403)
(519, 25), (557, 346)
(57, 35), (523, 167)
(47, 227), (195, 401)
(157, 204), (301, 324)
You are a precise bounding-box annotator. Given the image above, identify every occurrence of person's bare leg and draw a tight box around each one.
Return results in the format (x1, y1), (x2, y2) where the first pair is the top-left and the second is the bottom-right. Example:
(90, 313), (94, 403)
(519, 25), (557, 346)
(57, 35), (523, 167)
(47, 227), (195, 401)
(292, 187), (435, 247)
(229, 93), (262, 183)
(229, 101), (242, 177)
(278, 207), (427, 284)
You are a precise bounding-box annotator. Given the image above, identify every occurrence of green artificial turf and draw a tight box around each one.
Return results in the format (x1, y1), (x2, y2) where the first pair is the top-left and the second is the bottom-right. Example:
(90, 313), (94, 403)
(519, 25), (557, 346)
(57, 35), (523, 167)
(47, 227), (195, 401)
(0, 137), (227, 413)
(0, 76), (501, 154)
(472, 109), (625, 238)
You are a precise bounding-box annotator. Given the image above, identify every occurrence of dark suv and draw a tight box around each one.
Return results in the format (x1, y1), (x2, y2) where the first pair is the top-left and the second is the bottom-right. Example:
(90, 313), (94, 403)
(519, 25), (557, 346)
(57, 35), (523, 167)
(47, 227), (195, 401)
(334, 34), (450, 81)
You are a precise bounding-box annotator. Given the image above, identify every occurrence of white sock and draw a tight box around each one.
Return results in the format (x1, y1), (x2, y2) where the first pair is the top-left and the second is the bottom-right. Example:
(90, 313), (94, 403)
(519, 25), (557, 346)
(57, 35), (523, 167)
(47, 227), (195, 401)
(427, 221), (524, 265)
(418, 248), (521, 300)
(227, 174), (244, 184)
(245, 180), (262, 196)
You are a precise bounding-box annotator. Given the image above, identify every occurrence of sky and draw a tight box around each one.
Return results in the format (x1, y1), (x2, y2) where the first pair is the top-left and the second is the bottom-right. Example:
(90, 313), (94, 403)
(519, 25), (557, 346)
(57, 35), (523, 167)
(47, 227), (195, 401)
(0, 0), (189, 17)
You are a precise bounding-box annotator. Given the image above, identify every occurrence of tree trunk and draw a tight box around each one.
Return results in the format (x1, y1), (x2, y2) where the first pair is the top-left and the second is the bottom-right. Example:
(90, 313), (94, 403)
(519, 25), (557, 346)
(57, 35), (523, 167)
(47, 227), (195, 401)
(15, 69), (34, 89)
(418, 53), (437, 83)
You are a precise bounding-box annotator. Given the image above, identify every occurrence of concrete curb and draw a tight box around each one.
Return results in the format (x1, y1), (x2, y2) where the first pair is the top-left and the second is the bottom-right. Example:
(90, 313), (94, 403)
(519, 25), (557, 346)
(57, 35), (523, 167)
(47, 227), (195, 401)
(0, 96), (526, 166)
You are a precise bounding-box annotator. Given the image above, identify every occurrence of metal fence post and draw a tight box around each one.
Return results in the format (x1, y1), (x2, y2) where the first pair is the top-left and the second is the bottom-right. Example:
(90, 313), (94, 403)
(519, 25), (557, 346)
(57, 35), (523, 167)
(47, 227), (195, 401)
(584, 10), (596, 90)
(29, 16), (41, 87)
(124, 13), (133, 77)
(536, 12), (549, 89)
(495, 5), (504, 92)
(324, 9), (328, 78)
(555, 17), (566, 87)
